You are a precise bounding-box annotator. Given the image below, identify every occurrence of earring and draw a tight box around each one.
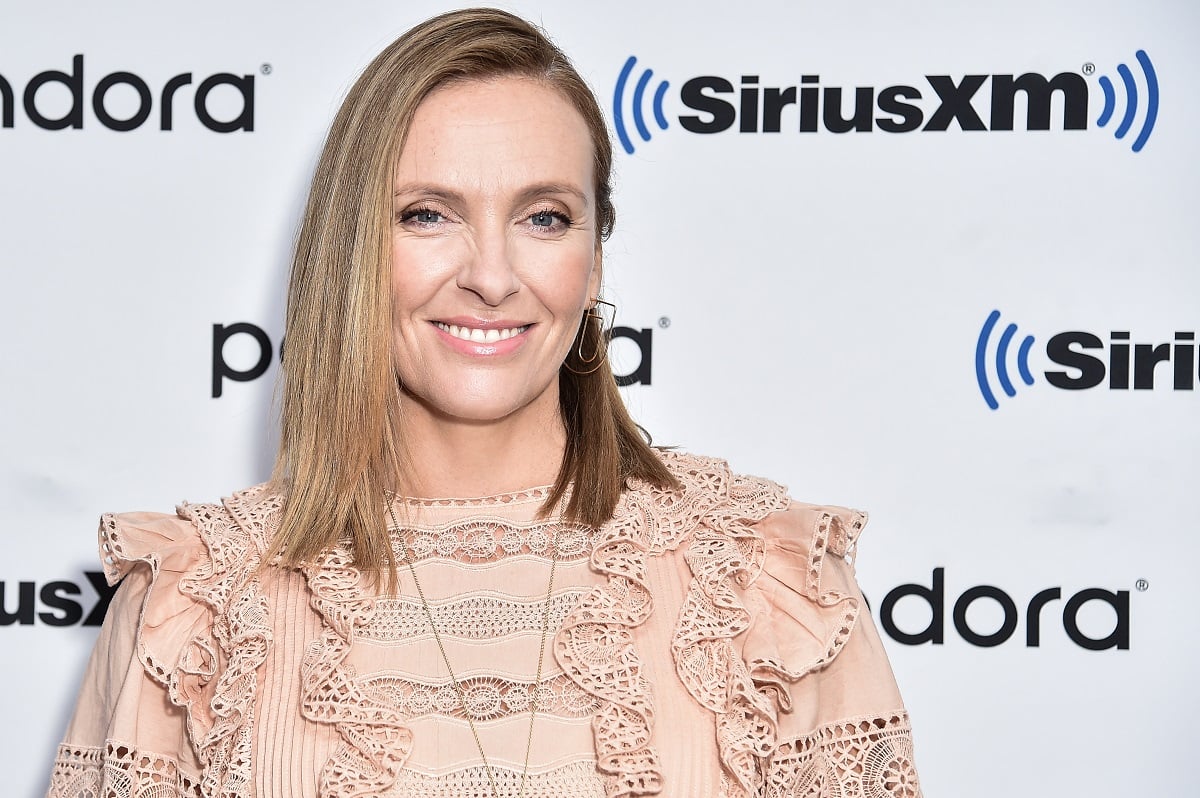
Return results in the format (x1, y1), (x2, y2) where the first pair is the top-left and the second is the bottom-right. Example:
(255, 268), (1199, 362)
(577, 298), (615, 364)
(566, 298), (616, 375)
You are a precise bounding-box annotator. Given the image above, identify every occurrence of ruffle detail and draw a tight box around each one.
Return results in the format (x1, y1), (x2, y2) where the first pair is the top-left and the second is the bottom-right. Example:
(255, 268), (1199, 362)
(98, 485), (279, 798)
(553, 451), (791, 798)
(743, 508), (865, 702)
(300, 546), (413, 797)
(663, 455), (792, 797)
(555, 487), (661, 798)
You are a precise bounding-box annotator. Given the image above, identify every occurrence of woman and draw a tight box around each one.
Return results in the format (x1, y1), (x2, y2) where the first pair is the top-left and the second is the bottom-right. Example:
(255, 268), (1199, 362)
(47, 8), (921, 798)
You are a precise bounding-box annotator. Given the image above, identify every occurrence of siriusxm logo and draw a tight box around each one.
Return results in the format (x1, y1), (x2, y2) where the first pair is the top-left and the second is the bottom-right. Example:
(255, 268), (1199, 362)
(613, 50), (1158, 154)
(975, 310), (1197, 409)
(613, 56), (671, 155)
(1095, 50), (1158, 153)
(0, 573), (116, 627)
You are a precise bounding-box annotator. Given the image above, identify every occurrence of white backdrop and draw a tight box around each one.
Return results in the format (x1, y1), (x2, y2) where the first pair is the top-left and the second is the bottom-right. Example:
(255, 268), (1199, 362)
(2, 1), (1196, 796)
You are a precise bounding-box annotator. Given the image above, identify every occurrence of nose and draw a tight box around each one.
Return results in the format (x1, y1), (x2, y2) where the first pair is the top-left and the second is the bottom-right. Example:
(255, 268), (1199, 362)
(456, 225), (520, 306)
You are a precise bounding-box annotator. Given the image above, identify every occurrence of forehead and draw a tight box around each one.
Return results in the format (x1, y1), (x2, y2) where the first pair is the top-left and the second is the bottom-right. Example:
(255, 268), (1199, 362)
(395, 77), (594, 190)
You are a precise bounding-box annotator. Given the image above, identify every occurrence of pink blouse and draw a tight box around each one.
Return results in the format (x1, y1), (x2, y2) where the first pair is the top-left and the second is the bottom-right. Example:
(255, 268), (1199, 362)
(47, 451), (922, 797)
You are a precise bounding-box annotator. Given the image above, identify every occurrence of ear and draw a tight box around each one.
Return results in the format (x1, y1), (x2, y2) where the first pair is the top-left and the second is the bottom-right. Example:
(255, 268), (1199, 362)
(587, 242), (603, 301)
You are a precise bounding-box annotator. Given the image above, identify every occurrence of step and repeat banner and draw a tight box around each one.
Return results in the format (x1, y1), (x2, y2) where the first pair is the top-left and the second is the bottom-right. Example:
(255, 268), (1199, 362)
(1, 1), (1194, 795)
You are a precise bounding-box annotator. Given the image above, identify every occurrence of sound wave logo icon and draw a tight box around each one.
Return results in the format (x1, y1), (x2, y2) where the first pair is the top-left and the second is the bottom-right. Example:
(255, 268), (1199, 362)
(613, 56), (670, 154)
(1095, 50), (1159, 153)
(976, 310), (1036, 410)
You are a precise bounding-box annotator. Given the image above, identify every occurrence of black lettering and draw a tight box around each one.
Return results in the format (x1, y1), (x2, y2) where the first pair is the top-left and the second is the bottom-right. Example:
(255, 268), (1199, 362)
(212, 322), (273, 398)
(24, 54), (84, 130)
(38, 581), (83, 626)
(1025, 587), (1061, 647)
(1109, 332), (1130, 390)
(922, 75), (988, 132)
(679, 76), (735, 134)
(1175, 332), (1196, 390)
(876, 85), (923, 133)
(83, 571), (119, 627)
(0, 581), (36, 625)
(953, 585), (1018, 647)
(799, 76), (819, 132)
(1133, 342), (1171, 390)
(762, 87), (796, 134)
(610, 326), (652, 387)
(990, 72), (1088, 131)
(0, 73), (13, 127)
(1063, 588), (1129, 651)
(880, 567), (944, 645)
(159, 73), (192, 130)
(822, 87), (874, 133)
(1044, 331), (1105, 389)
(739, 76), (759, 133)
(92, 72), (152, 131)
(194, 73), (255, 133)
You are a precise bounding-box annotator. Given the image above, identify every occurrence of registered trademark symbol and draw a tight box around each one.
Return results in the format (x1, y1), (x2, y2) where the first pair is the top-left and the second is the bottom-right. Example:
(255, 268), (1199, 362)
(1082, 62), (1095, 75)
(658, 316), (671, 329)
(1135, 579), (1149, 592)
(261, 63), (273, 75)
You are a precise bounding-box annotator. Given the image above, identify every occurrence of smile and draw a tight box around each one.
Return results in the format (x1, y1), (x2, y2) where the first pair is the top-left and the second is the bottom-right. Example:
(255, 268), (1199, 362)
(434, 322), (531, 343)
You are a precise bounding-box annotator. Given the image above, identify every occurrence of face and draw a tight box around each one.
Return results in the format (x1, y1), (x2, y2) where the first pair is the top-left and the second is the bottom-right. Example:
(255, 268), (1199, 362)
(390, 77), (601, 426)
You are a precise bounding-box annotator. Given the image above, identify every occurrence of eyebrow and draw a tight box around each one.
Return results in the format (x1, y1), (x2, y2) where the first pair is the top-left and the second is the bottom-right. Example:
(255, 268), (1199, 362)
(391, 184), (466, 203)
(392, 182), (590, 207)
(515, 182), (589, 207)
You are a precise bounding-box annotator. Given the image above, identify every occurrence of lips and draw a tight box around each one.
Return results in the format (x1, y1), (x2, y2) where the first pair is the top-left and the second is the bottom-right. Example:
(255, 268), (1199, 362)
(433, 321), (531, 343)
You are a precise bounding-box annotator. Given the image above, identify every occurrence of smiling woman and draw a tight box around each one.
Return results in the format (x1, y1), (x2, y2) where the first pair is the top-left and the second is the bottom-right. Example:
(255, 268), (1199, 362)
(389, 78), (601, 443)
(46, 8), (921, 798)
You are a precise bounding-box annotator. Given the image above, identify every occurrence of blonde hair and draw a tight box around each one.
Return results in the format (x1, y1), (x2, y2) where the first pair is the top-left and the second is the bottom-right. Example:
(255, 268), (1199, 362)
(269, 8), (678, 576)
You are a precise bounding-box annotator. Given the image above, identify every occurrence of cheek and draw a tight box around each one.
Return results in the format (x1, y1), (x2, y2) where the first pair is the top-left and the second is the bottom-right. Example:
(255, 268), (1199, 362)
(390, 240), (458, 314)
(519, 242), (598, 311)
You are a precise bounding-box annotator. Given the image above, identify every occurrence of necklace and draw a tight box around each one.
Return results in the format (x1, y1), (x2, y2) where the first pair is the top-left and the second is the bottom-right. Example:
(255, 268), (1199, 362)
(385, 499), (560, 798)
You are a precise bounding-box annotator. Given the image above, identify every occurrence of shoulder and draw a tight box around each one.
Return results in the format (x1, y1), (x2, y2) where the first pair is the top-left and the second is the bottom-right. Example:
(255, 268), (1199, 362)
(644, 451), (917, 790)
(98, 482), (284, 587)
(639, 449), (865, 561)
(57, 484), (284, 789)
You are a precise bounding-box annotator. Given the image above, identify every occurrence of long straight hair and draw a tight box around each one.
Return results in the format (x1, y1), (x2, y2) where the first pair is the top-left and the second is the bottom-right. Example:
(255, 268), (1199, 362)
(269, 8), (679, 577)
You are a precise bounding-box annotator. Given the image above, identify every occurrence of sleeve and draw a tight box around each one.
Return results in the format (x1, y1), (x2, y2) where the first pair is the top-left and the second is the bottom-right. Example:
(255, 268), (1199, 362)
(742, 502), (922, 797)
(46, 512), (213, 798)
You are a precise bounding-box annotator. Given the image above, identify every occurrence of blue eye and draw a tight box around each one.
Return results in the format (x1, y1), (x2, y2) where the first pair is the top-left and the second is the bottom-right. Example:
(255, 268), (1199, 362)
(407, 209), (443, 224)
(531, 211), (558, 227)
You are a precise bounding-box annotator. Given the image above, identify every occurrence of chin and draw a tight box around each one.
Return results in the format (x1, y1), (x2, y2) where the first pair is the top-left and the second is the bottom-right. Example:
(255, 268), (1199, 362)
(413, 389), (549, 424)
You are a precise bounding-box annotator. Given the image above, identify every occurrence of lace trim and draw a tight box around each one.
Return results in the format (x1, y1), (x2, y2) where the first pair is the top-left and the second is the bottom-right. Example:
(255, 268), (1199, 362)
(97, 487), (278, 798)
(360, 590), (588, 642)
(668, 459), (792, 796)
(300, 510), (606, 794)
(763, 713), (921, 798)
(392, 485), (553, 508)
(360, 672), (603, 720)
(551, 452), (791, 798)
(388, 760), (609, 798)
(391, 518), (597, 563)
(554, 490), (660, 798)
(47, 742), (204, 798)
(127, 453), (887, 797)
(301, 545), (413, 797)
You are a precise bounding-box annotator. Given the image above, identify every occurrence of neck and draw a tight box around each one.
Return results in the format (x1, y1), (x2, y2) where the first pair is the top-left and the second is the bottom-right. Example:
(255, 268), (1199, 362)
(395, 392), (567, 499)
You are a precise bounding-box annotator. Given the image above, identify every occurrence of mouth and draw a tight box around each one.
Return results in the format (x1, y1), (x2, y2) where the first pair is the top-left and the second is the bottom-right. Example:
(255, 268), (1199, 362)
(433, 321), (532, 343)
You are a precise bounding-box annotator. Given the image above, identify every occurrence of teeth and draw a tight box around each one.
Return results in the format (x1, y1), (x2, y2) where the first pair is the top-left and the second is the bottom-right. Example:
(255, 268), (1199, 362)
(435, 322), (529, 343)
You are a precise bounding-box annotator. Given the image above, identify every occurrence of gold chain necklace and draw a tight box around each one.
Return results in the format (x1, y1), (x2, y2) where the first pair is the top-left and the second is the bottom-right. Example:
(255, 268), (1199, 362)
(385, 499), (560, 798)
